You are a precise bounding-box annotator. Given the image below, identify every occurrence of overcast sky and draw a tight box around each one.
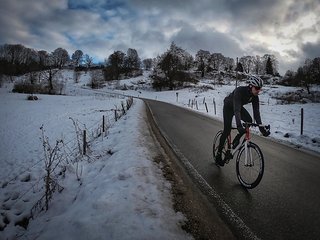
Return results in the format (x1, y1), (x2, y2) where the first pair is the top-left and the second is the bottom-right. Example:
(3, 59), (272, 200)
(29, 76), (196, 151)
(1, 0), (319, 74)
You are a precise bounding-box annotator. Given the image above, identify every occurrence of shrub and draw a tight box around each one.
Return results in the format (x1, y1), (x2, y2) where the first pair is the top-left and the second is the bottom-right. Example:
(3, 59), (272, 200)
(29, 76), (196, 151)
(272, 89), (320, 104)
(13, 81), (42, 94)
(27, 95), (38, 100)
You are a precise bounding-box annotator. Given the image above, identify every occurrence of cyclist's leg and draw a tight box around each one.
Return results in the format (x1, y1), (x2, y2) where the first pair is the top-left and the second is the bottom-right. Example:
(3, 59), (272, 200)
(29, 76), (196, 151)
(233, 107), (253, 148)
(218, 105), (233, 153)
(215, 109), (232, 166)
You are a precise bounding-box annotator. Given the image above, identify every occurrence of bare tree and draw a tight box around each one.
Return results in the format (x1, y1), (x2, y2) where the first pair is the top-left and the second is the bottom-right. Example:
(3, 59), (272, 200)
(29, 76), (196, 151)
(4, 44), (25, 64)
(89, 69), (104, 89)
(310, 57), (320, 84)
(142, 58), (153, 70)
(83, 54), (93, 69)
(125, 48), (141, 70)
(152, 42), (195, 90)
(224, 57), (235, 72)
(41, 54), (63, 94)
(73, 70), (81, 83)
(105, 51), (125, 80)
(239, 56), (255, 74)
(210, 53), (224, 71)
(253, 55), (264, 74)
(262, 54), (278, 75)
(52, 48), (70, 69)
(71, 50), (83, 67)
(195, 49), (211, 77)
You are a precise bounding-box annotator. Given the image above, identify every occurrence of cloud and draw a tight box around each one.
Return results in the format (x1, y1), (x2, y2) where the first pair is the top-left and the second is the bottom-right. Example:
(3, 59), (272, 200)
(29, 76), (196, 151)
(301, 40), (320, 59)
(0, 0), (319, 74)
(170, 24), (243, 58)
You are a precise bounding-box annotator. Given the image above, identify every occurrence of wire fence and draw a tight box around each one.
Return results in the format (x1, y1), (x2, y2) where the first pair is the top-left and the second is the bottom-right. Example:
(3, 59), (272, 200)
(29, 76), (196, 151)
(0, 95), (134, 227)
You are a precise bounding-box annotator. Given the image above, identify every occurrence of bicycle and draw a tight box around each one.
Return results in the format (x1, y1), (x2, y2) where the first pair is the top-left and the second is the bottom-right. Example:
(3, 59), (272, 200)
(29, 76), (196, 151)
(212, 122), (270, 189)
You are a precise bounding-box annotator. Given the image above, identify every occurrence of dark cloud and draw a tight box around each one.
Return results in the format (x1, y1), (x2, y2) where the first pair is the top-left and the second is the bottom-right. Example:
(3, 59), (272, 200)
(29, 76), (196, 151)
(283, 0), (319, 24)
(0, 0), (319, 74)
(301, 40), (320, 59)
(170, 24), (243, 58)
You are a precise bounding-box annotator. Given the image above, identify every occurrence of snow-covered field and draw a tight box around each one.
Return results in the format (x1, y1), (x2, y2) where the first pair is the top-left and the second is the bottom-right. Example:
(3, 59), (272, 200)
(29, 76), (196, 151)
(0, 70), (319, 239)
(109, 71), (320, 153)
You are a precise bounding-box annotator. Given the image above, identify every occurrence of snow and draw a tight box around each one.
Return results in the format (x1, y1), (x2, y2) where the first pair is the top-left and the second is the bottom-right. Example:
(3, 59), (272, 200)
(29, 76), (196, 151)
(0, 70), (319, 239)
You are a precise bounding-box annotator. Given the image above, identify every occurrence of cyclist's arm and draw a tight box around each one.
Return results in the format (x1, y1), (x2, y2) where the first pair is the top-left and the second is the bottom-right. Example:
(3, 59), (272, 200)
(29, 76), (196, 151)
(252, 96), (262, 124)
(233, 89), (243, 128)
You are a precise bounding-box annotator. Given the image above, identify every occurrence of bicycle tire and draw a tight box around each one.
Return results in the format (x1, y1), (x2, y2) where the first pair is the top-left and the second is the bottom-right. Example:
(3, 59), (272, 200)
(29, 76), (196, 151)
(212, 130), (227, 163)
(236, 142), (264, 189)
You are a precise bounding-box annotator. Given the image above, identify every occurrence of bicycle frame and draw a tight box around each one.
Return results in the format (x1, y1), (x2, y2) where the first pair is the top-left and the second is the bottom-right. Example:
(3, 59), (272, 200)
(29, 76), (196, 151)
(225, 126), (252, 165)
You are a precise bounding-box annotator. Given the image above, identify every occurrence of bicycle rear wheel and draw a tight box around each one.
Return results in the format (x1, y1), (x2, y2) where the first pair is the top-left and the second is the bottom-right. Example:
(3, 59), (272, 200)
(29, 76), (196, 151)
(212, 130), (227, 163)
(236, 142), (264, 189)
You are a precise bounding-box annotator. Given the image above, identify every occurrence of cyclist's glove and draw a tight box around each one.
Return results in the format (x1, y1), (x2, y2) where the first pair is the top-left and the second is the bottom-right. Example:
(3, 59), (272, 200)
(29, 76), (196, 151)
(259, 126), (270, 137)
(237, 126), (246, 135)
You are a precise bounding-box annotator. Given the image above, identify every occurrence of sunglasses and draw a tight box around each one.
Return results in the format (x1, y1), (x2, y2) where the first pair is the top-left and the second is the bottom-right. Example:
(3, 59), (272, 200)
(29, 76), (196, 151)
(254, 86), (261, 90)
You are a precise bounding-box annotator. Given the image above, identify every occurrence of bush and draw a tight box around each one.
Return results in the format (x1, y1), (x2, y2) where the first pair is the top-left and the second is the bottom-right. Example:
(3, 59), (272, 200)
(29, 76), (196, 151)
(171, 71), (198, 86)
(13, 81), (42, 94)
(89, 69), (105, 89)
(151, 75), (167, 91)
(13, 79), (65, 95)
(124, 69), (143, 78)
(272, 89), (320, 104)
(151, 71), (197, 91)
(27, 95), (38, 100)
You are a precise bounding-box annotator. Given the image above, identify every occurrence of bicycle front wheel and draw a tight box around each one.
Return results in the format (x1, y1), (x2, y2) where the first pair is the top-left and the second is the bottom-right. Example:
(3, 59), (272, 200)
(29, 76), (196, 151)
(236, 142), (264, 189)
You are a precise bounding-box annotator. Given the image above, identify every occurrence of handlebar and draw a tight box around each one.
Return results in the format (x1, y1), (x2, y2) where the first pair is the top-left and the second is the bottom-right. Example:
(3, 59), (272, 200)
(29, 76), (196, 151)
(242, 122), (270, 130)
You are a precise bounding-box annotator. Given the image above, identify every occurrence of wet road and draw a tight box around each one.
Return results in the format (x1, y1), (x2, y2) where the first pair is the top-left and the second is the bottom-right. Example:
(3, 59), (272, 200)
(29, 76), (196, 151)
(145, 99), (320, 240)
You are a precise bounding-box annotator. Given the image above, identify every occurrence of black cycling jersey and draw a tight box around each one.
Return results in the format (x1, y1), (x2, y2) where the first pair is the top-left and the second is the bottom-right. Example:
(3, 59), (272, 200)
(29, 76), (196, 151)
(224, 86), (262, 128)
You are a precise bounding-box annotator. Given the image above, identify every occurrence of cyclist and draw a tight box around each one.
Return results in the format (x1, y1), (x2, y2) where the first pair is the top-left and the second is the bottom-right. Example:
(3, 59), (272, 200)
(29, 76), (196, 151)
(215, 75), (270, 166)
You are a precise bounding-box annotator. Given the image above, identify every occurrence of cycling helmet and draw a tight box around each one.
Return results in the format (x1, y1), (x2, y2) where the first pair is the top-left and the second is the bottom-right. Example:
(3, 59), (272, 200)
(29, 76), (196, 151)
(247, 75), (263, 88)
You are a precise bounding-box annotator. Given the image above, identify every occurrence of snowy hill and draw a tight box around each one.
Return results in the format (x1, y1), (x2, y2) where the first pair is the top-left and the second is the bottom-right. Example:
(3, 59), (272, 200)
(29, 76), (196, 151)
(0, 69), (319, 239)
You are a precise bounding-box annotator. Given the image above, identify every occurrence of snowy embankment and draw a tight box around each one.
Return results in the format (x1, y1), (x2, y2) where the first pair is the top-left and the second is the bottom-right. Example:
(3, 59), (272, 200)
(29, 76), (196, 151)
(0, 78), (192, 239)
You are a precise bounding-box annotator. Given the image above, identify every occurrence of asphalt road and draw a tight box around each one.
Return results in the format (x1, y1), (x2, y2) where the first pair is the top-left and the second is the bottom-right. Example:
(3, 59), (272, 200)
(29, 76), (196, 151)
(144, 99), (320, 240)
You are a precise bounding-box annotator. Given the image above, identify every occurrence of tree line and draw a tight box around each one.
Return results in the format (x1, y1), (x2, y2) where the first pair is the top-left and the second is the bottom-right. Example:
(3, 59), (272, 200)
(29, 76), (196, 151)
(0, 42), (319, 92)
(0, 42), (279, 76)
(0, 44), (96, 76)
(151, 42), (281, 90)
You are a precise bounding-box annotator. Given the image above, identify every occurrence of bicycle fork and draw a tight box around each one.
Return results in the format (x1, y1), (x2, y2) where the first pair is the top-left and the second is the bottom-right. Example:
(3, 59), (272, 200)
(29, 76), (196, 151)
(244, 128), (254, 167)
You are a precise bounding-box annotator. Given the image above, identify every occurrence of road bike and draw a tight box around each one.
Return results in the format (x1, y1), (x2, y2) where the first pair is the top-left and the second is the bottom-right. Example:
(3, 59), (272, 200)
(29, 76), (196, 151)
(212, 122), (270, 189)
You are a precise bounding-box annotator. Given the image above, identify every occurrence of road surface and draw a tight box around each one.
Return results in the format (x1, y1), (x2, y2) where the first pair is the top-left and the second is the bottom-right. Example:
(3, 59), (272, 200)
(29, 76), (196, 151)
(145, 99), (320, 240)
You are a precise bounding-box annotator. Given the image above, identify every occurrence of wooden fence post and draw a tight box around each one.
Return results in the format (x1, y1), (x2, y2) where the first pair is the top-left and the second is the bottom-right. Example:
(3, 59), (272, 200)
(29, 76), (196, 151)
(301, 108), (304, 135)
(102, 115), (105, 133)
(126, 99), (129, 110)
(121, 102), (125, 114)
(83, 130), (86, 155)
(114, 110), (117, 121)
